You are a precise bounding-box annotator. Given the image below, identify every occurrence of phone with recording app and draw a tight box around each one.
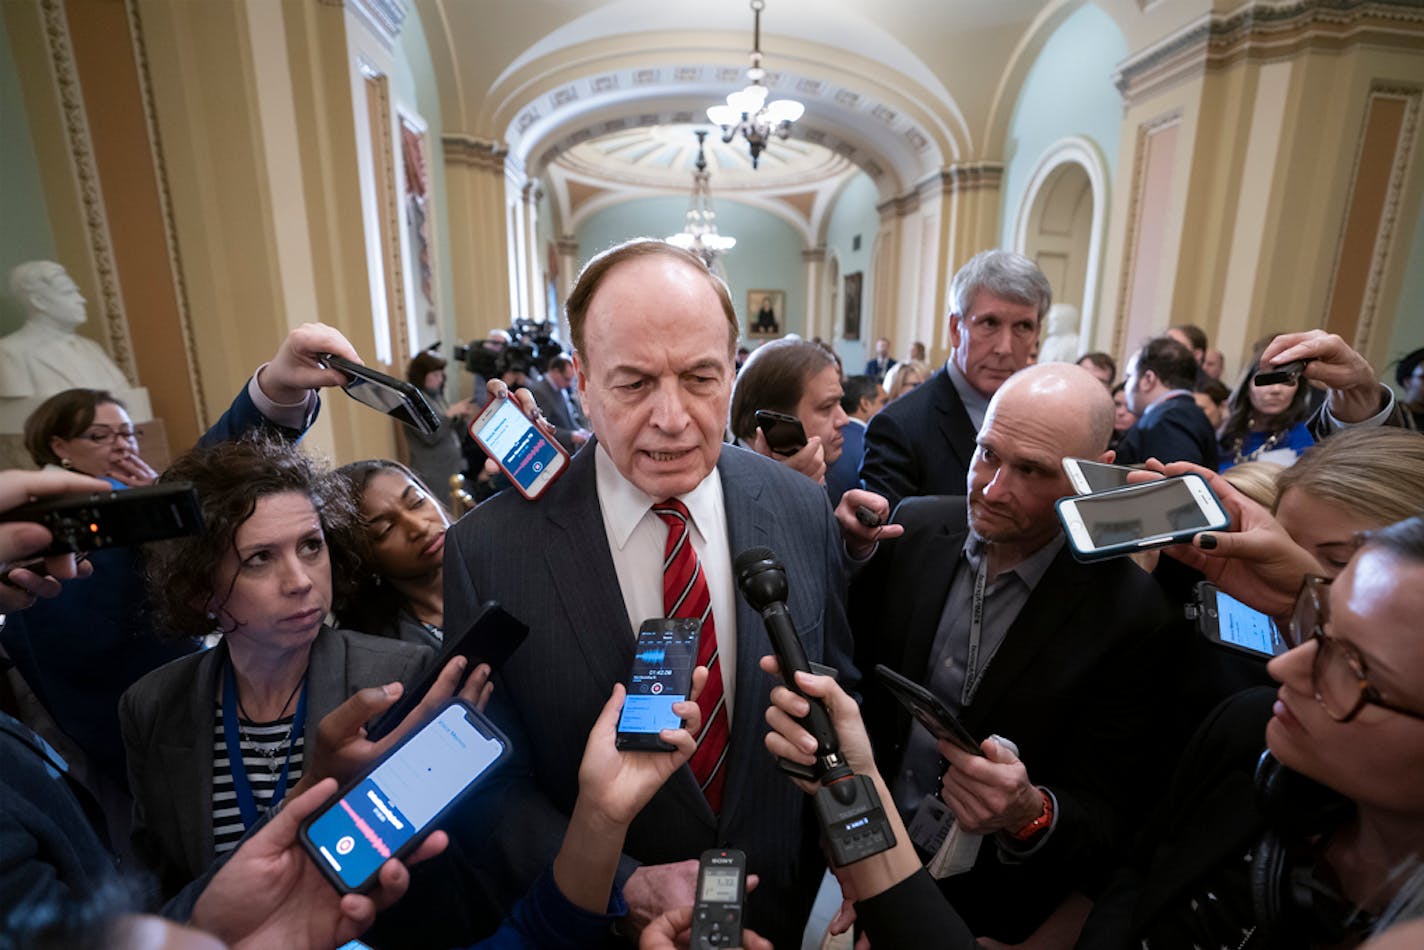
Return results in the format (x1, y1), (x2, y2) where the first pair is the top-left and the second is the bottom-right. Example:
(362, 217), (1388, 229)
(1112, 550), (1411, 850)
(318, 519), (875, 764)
(1061, 457), (1142, 495)
(1055, 473), (1231, 562)
(691, 848), (746, 948)
(616, 618), (702, 752)
(299, 699), (508, 894)
(1194, 581), (1286, 659)
(468, 392), (570, 500)
(319, 354), (441, 436)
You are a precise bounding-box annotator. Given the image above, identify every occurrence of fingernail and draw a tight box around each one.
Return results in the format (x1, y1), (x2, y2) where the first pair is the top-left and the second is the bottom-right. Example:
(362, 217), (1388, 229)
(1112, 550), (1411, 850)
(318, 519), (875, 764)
(1199, 533), (1218, 550)
(383, 682), (400, 696)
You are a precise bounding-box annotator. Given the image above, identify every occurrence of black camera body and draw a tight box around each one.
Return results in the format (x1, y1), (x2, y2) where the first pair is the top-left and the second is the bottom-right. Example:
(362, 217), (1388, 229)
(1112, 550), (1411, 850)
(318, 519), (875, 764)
(452, 318), (565, 380)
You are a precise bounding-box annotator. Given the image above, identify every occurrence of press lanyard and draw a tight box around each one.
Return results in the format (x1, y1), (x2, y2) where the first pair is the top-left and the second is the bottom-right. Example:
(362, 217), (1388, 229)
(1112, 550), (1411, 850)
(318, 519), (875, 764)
(961, 557), (991, 706)
(222, 660), (309, 830)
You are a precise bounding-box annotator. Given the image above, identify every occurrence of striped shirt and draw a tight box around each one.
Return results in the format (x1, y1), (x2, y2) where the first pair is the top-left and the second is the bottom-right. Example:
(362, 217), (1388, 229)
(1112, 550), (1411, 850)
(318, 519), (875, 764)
(211, 703), (304, 855)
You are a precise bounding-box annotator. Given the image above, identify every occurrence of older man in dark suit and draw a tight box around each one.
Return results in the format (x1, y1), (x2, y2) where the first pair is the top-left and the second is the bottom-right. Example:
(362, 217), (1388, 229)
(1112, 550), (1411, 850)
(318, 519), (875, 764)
(853, 363), (1179, 943)
(527, 353), (589, 452)
(860, 250), (1051, 511)
(444, 240), (856, 947)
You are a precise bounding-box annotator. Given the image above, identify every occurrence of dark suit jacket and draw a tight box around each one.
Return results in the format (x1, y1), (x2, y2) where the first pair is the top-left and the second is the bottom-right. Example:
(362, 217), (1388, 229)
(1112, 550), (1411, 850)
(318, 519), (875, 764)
(825, 419), (866, 503)
(852, 496), (1182, 942)
(119, 627), (430, 897)
(860, 367), (978, 511)
(442, 441), (858, 948)
(1114, 393), (1219, 468)
(528, 376), (582, 453)
(864, 356), (896, 380)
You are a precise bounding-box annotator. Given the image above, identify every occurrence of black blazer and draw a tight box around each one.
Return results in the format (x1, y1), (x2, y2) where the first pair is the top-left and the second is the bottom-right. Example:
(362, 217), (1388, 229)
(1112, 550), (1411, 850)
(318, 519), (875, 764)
(527, 375), (582, 453)
(852, 496), (1183, 942)
(442, 441), (858, 949)
(860, 367), (978, 511)
(1114, 393), (1219, 468)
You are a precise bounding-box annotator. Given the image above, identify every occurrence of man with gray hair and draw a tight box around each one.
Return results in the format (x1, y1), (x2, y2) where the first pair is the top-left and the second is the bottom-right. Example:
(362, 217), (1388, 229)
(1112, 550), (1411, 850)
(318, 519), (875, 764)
(860, 249), (1051, 510)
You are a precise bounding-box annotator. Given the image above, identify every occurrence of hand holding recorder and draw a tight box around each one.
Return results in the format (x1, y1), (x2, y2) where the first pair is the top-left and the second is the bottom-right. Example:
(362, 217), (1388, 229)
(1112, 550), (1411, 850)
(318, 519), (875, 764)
(0, 468), (112, 611)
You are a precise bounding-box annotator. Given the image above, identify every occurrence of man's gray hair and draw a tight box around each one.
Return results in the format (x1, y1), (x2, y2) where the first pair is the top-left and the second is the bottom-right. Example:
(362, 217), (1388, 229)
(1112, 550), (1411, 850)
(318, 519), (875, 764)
(948, 250), (1052, 323)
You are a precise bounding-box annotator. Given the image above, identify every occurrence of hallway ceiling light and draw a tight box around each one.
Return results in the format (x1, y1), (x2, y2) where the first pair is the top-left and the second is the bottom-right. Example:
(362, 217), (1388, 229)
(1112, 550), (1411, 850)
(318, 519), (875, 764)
(667, 130), (736, 268)
(707, 0), (804, 169)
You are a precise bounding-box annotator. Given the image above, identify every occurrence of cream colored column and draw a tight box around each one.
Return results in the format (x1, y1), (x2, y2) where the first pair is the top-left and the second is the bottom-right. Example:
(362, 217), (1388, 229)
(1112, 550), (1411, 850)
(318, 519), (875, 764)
(443, 136), (513, 340)
(555, 235), (579, 322)
(801, 246), (826, 340)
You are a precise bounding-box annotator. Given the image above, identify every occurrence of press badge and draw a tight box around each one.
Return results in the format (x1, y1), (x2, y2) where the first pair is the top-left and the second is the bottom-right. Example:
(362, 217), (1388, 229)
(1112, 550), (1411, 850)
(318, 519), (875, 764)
(906, 793), (955, 854)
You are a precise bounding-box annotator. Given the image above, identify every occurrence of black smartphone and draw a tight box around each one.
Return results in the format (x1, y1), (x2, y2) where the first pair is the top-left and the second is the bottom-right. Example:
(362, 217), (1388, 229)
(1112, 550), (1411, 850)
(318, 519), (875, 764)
(319, 353), (442, 436)
(1254, 358), (1313, 386)
(365, 602), (529, 742)
(616, 618), (702, 752)
(754, 409), (808, 455)
(874, 664), (983, 757)
(1056, 474), (1231, 561)
(0, 482), (203, 556)
(300, 699), (508, 893)
(854, 504), (883, 529)
(468, 392), (570, 500)
(1194, 581), (1286, 659)
(691, 848), (746, 948)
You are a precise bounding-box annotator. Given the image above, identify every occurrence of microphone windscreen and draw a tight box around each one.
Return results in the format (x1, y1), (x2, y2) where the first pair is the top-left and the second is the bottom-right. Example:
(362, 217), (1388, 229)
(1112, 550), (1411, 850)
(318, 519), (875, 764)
(733, 546), (778, 577)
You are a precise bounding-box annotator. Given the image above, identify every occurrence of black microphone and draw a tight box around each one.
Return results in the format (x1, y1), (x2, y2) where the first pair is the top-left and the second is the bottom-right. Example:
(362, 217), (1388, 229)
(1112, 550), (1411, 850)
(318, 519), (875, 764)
(734, 547), (839, 759)
(734, 546), (898, 865)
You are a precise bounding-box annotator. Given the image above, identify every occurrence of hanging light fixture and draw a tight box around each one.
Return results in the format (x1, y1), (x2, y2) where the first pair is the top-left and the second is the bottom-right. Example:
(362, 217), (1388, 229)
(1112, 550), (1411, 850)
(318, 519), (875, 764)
(667, 130), (736, 268)
(706, 0), (804, 169)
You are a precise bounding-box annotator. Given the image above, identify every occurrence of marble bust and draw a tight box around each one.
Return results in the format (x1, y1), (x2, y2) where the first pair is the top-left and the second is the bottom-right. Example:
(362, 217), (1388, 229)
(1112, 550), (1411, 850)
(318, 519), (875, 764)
(0, 261), (133, 399)
(1036, 303), (1082, 365)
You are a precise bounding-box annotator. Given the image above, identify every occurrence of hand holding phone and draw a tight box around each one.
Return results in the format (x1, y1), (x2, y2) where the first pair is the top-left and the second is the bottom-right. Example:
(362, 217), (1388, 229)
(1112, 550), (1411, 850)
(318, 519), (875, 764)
(1253, 358), (1313, 386)
(319, 354), (442, 435)
(1192, 581), (1285, 659)
(616, 619), (702, 751)
(469, 392), (570, 500)
(1056, 474), (1231, 561)
(754, 410), (808, 455)
(299, 700), (508, 893)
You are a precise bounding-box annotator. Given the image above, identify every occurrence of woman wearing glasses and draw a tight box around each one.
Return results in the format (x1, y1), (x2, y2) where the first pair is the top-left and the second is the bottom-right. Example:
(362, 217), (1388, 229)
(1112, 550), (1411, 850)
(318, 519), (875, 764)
(1075, 515), (1424, 948)
(21, 388), (157, 487)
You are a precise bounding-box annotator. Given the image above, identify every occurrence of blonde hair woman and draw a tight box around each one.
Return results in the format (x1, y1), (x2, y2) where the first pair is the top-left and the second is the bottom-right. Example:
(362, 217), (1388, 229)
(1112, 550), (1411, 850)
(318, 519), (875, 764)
(883, 360), (929, 401)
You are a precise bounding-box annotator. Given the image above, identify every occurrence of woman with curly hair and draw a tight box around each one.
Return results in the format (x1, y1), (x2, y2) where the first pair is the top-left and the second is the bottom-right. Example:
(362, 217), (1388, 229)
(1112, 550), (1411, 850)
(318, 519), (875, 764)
(119, 435), (434, 897)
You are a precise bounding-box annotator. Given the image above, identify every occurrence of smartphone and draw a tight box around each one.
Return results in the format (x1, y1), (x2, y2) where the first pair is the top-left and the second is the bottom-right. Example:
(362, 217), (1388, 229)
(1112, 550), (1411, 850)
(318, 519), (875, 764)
(468, 393), (570, 500)
(874, 665), (983, 757)
(1061, 458), (1141, 495)
(616, 618), (702, 752)
(690, 848), (746, 948)
(754, 409), (808, 455)
(0, 482), (203, 556)
(1055, 474), (1231, 561)
(1254, 358), (1312, 386)
(320, 354), (441, 436)
(364, 602), (530, 742)
(300, 699), (509, 893)
(1194, 581), (1285, 659)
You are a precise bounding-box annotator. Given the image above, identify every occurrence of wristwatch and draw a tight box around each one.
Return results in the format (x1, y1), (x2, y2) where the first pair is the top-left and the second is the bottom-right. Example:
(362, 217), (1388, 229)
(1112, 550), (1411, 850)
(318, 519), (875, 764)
(1010, 788), (1054, 841)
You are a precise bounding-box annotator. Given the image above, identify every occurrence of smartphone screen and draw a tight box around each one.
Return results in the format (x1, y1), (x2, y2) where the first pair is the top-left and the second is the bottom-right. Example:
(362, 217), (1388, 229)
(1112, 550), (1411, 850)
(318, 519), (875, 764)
(1214, 589), (1284, 656)
(1062, 476), (1226, 551)
(616, 618), (701, 750)
(1063, 458), (1136, 494)
(471, 397), (567, 498)
(302, 702), (506, 892)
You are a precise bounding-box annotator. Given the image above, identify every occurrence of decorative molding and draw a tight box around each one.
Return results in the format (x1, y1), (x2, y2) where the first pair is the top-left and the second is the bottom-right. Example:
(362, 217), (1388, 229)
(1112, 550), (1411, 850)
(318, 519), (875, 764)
(125, 0), (209, 427)
(39, 0), (139, 385)
(1326, 84), (1422, 354)
(802, 246), (827, 263)
(1112, 110), (1182, 360)
(555, 235), (579, 256)
(443, 134), (507, 173)
(1115, 0), (1424, 106)
(326, 0), (407, 51)
(367, 74), (410, 367)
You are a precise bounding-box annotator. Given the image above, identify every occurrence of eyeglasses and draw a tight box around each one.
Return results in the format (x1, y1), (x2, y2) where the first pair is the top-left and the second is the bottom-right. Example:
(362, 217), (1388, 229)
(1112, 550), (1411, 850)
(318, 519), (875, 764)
(77, 425), (142, 445)
(962, 313), (1038, 341)
(1286, 575), (1424, 724)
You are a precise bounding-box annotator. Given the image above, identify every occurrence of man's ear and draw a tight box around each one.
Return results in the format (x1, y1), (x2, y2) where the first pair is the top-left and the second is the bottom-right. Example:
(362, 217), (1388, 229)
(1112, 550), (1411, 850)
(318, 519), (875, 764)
(948, 313), (964, 350)
(1139, 368), (1158, 391)
(1100, 448), (1116, 464)
(573, 352), (588, 397)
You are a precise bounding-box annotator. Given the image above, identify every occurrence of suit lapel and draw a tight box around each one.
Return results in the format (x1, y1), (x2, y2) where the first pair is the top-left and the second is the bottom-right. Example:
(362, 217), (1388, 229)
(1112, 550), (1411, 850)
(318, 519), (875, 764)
(961, 545), (1088, 731)
(715, 451), (772, 832)
(899, 520), (968, 681)
(167, 645), (225, 873)
(929, 370), (978, 475)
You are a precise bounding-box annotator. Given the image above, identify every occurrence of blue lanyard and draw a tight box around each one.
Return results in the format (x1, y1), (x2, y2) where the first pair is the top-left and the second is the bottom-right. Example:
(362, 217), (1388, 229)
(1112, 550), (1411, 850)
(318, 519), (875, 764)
(222, 660), (309, 830)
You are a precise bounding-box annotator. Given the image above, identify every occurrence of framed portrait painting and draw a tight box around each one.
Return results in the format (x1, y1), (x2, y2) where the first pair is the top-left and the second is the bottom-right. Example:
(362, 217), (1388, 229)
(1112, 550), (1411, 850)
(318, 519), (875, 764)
(843, 272), (863, 341)
(747, 290), (785, 338)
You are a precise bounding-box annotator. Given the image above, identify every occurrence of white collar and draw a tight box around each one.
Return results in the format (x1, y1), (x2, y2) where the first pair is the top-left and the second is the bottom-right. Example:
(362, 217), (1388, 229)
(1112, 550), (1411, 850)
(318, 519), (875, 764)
(594, 443), (724, 550)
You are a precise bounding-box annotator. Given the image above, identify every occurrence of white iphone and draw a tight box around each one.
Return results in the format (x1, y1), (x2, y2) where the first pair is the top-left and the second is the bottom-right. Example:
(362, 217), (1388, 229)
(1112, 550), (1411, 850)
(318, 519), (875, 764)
(1061, 457), (1141, 495)
(1055, 473), (1231, 561)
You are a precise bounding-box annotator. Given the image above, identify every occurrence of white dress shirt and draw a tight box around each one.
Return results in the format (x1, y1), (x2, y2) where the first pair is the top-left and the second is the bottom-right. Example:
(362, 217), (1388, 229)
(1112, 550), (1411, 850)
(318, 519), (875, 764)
(594, 445), (739, 715)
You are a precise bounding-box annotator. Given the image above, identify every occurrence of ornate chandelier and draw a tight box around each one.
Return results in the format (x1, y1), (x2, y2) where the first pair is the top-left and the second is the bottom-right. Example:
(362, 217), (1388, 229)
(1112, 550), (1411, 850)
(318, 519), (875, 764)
(706, 0), (804, 169)
(667, 130), (736, 268)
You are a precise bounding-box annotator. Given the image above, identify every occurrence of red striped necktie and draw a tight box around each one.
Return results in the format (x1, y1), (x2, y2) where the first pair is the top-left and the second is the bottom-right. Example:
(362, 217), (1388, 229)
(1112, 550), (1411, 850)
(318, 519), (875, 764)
(653, 498), (729, 813)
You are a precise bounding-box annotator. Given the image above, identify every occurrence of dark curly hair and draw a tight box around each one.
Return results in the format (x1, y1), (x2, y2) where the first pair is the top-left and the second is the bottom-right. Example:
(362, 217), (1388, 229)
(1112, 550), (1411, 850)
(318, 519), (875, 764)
(145, 434), (361, 638)
(332, 458), (449, 636)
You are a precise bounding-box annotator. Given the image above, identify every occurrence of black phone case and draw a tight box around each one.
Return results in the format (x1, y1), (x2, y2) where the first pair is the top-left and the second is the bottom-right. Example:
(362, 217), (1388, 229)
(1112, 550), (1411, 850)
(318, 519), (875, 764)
(616, 619), (702, 752)
(874, 664), (982, 756)
(754, 409), (807, 454)
(300, 699), (510, 894)
(321, 353), (442, 435)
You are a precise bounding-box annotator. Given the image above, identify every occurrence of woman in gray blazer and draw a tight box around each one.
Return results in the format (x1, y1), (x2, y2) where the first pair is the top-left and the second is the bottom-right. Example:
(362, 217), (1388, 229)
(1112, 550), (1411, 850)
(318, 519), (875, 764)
(120, 436), (434, 898)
